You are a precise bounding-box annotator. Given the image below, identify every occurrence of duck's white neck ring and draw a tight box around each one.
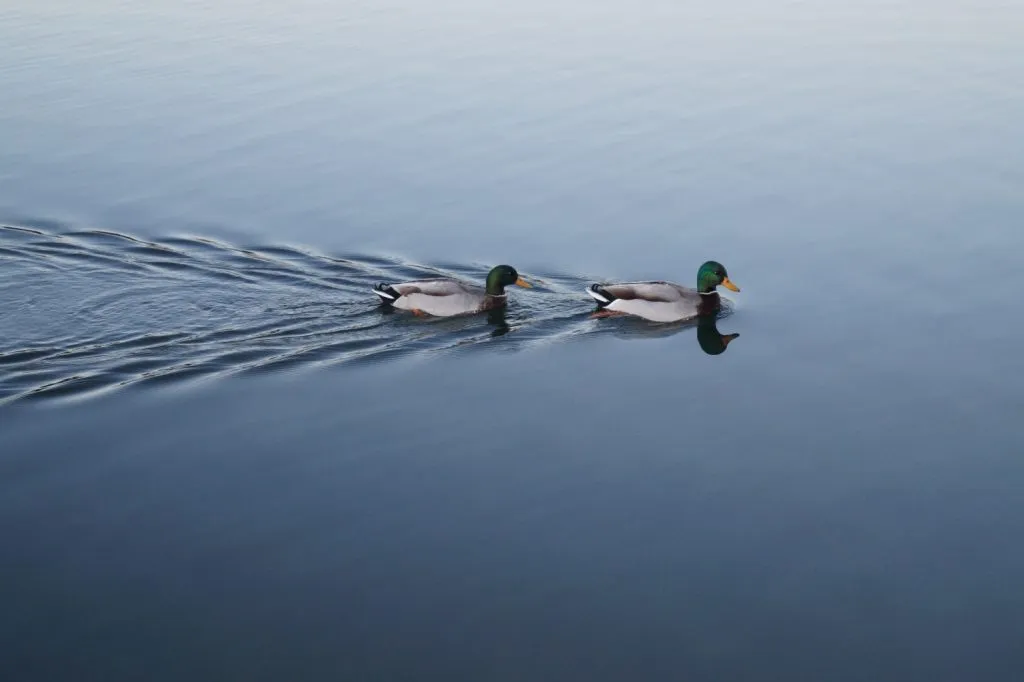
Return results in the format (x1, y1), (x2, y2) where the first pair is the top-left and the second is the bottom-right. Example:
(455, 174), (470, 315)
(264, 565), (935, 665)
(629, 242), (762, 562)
(698, 291), (719, 296)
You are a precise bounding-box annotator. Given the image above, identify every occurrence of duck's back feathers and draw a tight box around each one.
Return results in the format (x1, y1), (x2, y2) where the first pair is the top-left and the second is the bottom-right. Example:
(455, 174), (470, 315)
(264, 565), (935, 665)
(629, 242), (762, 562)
(585, 281), (710, 322)
(373, 277), (496, 316)
(391, 278), (477, 297)
(589, 281), (683, 304)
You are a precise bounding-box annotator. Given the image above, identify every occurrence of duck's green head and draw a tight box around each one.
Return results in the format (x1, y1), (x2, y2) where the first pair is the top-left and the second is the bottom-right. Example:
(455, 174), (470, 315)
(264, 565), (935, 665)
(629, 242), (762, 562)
(697, 261), (740, 295)
(486, 265), (531, 295)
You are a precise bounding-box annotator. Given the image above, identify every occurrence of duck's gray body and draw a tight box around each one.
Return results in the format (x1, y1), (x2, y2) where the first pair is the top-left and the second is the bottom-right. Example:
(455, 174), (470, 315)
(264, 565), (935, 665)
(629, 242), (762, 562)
(586, 281), (711, 322)
(374, 278), (503, 317)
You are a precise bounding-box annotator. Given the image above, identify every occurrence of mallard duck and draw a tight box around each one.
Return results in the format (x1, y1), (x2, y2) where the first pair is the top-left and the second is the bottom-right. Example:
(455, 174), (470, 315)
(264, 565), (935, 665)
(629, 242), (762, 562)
(373, 264), (531, 317)
(586, 260), (740, 322)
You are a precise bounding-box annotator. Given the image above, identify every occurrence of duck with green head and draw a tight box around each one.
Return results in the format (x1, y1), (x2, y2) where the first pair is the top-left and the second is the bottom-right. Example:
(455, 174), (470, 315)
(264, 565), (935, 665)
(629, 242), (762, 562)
(373, 264), (531, 317)
(586, 260), (740, 322)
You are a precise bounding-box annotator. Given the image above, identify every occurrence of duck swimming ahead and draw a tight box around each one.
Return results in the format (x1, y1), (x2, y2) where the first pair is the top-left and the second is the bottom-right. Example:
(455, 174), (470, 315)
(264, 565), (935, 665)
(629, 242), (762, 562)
(373, 264), (531, 317)
(586, 260), (740, 322)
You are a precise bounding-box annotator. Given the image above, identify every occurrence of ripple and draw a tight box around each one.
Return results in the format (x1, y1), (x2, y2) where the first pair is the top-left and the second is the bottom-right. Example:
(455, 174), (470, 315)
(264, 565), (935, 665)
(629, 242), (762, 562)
(0, 222), (739, 405)
(0, 224), (47, 238)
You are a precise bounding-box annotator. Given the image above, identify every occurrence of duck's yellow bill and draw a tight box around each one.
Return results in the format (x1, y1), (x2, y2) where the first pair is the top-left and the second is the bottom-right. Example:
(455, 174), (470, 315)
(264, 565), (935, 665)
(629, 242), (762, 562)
(515, 277), (532, 288)
(721, 277), (740, 292)
(722, 333), (739, 348)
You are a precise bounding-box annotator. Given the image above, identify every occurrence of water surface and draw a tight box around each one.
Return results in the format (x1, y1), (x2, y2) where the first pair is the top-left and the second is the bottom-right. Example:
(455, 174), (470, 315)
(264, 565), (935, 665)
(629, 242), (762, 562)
(2, 1), (1023, 680)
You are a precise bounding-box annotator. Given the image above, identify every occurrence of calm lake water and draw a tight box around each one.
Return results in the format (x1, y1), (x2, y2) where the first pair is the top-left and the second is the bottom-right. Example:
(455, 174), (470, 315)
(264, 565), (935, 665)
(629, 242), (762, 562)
(2, 1), (1023, 680)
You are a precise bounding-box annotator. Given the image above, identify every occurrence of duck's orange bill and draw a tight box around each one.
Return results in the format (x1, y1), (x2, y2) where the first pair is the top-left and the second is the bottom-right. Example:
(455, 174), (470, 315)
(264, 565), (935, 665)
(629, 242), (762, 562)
(722, 333), (739, 348)
(515, 277), (532, 288)
(721, 277), (740, 292)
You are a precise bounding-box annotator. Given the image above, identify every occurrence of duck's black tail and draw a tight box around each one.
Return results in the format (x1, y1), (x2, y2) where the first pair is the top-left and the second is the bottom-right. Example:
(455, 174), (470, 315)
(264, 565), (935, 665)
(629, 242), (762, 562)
(586, 283), (614, 307)
(372, 283), (402, 304)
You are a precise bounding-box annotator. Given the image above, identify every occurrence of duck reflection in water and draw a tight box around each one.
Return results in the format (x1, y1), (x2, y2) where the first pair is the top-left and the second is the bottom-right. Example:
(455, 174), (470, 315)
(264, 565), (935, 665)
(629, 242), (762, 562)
(595, 312), (740, 356)
(487, 307), (511, 337)
(489, 305), (739, 353)
(696, 314), (739, 355)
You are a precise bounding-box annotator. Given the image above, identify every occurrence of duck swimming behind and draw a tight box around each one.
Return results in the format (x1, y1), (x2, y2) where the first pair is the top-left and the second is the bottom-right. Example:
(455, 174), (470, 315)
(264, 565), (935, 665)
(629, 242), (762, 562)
(373, 264), (531, 317)
(586, 261), (740, 323)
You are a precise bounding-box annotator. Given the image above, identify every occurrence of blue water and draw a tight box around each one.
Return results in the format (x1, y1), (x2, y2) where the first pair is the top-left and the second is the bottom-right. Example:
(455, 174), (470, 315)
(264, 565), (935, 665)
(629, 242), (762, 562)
(2, 1), (1023, 680)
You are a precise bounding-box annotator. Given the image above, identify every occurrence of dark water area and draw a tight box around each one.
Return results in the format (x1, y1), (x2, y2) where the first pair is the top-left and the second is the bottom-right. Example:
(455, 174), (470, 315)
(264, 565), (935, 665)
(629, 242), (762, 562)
(3, 1), (1024, 680)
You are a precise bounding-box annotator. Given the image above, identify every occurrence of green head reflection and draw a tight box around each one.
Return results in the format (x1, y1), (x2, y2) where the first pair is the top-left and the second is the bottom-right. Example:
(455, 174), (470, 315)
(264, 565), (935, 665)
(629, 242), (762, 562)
(697, 314), (739, 355)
